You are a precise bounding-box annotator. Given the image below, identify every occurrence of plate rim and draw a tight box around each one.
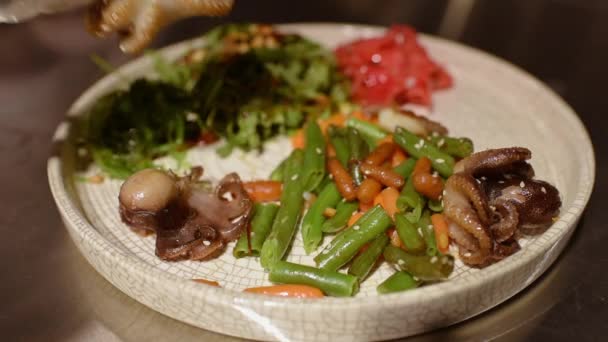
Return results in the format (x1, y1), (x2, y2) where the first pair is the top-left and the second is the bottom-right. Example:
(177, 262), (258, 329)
(47, 22), (596, 311)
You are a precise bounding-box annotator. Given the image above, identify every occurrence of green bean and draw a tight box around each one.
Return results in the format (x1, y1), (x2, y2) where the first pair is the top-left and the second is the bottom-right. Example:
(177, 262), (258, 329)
(327, 125), (350, 167)
(428, 198), (444, 212)
(269, 261), (359, 297)
(393, 158), (417, 178)
(393, 127), (455, 177)
(394, 213), (426, 255)
(302, 121), (326, 192)
(419, 210), (438, 256)
(346, 127), (369, 161)
(260, 150), (305, 269)
(349, 159), (365, 186)
(377, 271), (420, 294)
(348, 233), (389, 280)
(301, 183), (342, 254)
(427, 135), (474, 158)
(269, 156), (288, 181)
(234, 203), (280, 258)
(322, 200), (359, 233)
(233, 229), (251, 258)
(383, 245), (454, 281)
(346, 118), (388, 146)
(397, 175), (421, 210)
(314, 205), (392, 271)
(249, 203), (280, 256)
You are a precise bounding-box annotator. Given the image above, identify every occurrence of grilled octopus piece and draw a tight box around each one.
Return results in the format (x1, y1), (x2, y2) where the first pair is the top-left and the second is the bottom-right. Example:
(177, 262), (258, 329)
(119, 166), (253, 261)
(443, 147), (561, 267)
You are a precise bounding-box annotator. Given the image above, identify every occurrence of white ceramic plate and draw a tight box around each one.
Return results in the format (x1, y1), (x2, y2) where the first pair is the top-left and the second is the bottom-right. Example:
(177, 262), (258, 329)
(48, 24), (594, 341)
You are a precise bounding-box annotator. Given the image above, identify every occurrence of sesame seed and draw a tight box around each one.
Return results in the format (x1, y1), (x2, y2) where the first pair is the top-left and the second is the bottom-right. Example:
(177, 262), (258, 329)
(202, 240), (211, 246)
(481, 176), (487, 181)
(437, 138), (445, 147)
(541, 187), (547, 194)
(221, 192), (234, 201)
(413, 276), (420, 282)
(498, 180), (505, 184)
(352, 225), (360, 231)
(428, 224), (434, 229)
(476, 179), (481, 184)
(291, 174), (298, 181)
(315, 147), (323, 154)
(432, 171), (439, 177)
(397, 259), (405, 266)
(430, 256), (438, 264)
(435, 158), (445, 164)
(520, 181), (525, 188)
(463, 252), (472, 257)
(417, 227), (423, 236)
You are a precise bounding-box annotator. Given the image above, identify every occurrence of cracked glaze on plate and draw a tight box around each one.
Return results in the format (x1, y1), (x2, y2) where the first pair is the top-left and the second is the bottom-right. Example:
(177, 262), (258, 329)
(48, 24), (594, 341)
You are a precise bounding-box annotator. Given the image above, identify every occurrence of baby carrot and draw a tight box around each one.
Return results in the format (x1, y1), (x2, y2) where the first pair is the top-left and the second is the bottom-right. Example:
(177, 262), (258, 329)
(391, 149), (407, 167)
(243, 181), (283, 202)
(327, 158), (357, 201)
(192, 279), (220, 287)
(373, 187), (400, 219)
(357, 178), (383, 204)
(413, 156), (432, 175)
(431, 214), (450, 254)
(244, 284), (324, 298)
(412, 173), (444, 200)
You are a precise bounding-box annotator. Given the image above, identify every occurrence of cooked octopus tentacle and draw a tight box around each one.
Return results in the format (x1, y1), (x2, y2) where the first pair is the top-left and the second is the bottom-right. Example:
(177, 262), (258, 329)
(87, 0), (234, 53)
(444, 147), (561, 267)
(443, 174), (493, 265)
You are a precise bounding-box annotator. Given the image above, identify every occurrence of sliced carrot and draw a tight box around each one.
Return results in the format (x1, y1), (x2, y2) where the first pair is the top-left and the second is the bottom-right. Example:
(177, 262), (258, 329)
(431, 213), (450, 254)
(413, 156), (432, 175)
(373, 187), (400, 218)
(244, 284), (324, 298)
(318, 113), (346, 134)
(243, 181), (283, 202)
(376, 134), (394, 146)
(348, 211), (365, 227)
(291, 129), (305, 149)
(391, 148), (407, 167)
(192, 279), (220, 287)
(351, 110), (379, 123)
(359, 201), (373, 212)
(327, 143), (337, 158)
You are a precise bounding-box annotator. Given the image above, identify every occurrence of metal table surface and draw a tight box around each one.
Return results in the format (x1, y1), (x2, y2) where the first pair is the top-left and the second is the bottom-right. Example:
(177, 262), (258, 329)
(1, 1), (606, 341)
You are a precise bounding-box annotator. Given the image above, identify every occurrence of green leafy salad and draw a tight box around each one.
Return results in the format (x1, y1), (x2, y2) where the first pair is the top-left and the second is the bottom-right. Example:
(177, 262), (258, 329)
(79, 23), (349, 178)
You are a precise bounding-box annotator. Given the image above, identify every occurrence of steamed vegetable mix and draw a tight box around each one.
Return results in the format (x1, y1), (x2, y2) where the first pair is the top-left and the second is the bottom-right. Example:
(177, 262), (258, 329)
(419, 210), (439, 256)
(393, 127), (455, 177)
(301, 183), (341, 253)
(384, 245), (454, 281)
(269, 261), (359, 297)
(377, 271), (420, 294)
(426, 135), (474, 158)
(346, 118), (388, 147)
(321, 200), (359, 233)
(302, 121), (326, 192)
(348, 233), (389, 280)
(260, 150), (305, 269)
(234, 203), (280, 258)
(315, 205), (392, 271)
(394, 213), (426, 254)
(327, 125), (350, 167)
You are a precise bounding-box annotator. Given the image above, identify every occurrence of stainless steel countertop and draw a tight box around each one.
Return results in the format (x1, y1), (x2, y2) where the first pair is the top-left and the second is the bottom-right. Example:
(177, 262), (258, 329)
(2, 1), (606, 341)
